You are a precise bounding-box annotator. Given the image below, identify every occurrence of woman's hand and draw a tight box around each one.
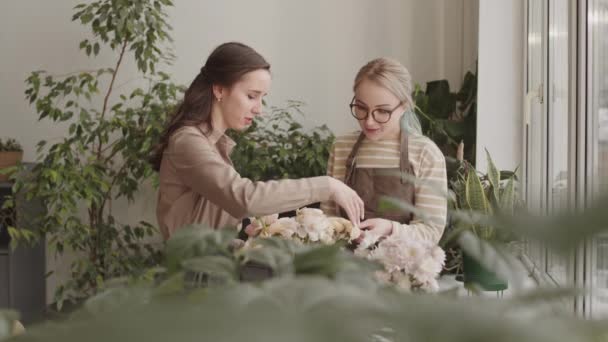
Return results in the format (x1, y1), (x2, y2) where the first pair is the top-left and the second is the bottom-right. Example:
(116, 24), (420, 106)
(354, 218), (394, 248)
(359, 218), (394, 238)
(328, 178), (364, 226)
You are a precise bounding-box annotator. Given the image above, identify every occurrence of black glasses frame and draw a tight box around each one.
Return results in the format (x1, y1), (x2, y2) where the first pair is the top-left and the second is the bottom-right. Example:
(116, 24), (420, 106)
(349, 97), (402, 123)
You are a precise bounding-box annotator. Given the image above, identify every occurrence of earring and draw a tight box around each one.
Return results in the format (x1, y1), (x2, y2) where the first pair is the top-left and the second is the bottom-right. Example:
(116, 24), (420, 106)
(217, 97), (222, 102)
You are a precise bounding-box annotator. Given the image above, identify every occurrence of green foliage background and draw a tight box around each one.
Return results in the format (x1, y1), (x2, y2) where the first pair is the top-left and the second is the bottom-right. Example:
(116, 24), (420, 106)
(228, 100), (335, 182)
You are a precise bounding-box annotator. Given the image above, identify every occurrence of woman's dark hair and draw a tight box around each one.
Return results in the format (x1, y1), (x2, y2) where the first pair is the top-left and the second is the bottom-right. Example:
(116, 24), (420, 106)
(150, 42), (270, 171)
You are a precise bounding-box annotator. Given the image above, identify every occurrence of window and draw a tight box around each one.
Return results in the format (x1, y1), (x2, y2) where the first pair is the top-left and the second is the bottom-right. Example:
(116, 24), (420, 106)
(524, 0), (608, 318)
(589, 0), (608, 318)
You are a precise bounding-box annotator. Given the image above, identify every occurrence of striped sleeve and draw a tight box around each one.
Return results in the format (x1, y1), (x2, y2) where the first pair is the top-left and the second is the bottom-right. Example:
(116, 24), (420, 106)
(391, 142), (448, 244)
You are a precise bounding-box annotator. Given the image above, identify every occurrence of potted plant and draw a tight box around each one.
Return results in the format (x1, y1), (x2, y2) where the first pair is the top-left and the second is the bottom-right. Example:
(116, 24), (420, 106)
(447, 149), (520, 291)
(407, 70), (478, 277)
(5, 0), (183, 309)
(413, 68), (477, 164)
(0, 138), (24, 182)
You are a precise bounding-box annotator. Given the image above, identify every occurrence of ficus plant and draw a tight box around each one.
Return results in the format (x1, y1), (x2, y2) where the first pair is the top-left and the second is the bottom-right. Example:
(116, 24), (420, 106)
(4, 0), (183, 308)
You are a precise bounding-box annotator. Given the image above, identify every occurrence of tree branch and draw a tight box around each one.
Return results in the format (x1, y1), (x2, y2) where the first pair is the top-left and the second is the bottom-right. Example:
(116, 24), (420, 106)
(98, 39), (129, 159)
(99, 161), (130, 220)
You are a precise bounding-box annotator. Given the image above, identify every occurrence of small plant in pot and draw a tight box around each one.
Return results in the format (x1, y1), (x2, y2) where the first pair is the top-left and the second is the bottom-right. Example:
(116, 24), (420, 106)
(0, 138), (24, 182)
(448, 149), (520, 291)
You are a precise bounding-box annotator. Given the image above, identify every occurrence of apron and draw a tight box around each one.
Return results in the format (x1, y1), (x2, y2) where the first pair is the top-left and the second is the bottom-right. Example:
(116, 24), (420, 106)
(341, 132), (416, 224)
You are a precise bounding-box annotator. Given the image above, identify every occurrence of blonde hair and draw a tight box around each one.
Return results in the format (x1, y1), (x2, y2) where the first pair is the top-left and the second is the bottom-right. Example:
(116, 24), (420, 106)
(353, 57), (421, 134)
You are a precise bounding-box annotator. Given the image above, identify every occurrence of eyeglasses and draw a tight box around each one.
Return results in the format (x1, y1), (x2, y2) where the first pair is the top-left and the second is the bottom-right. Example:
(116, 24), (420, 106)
(349, 97), (402, 124)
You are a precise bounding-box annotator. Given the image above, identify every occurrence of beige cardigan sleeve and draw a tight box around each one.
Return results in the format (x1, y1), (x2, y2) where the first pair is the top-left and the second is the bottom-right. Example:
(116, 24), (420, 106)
(319, 142), (339, 216)
(167, 128), (332, 219)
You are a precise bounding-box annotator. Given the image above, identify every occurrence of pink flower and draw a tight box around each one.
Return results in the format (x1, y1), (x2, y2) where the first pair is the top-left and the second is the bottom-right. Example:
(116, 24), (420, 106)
(244, 219), (263, 237)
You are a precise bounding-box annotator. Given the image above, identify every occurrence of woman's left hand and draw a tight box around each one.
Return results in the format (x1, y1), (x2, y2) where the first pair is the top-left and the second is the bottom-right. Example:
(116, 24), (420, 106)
(359, 218), (394, 238)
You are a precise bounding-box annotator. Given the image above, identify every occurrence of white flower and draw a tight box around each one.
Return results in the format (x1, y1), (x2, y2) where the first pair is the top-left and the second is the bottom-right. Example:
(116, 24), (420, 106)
(319, 229), (335, 244)
(357, 232), (446, 293)
(412, 258), (442, 284)
(431, 246), (446, 266)
(349, 224), (362, 241)
(261, 213), (279, 226)
(392, 272), (412, 292)
(295, 224), (309, 239)
(327, 217), (361, 242)
(266, 217), (298, 238)
(403, 240), (426, 266)
(297, 208), (324, 217)
(296, 207), (331, 242)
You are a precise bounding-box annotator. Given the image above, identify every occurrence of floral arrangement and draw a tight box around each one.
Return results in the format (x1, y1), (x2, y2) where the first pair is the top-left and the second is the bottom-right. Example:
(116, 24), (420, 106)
(242, 208), (445, 292)
(242, 208), (361, 244)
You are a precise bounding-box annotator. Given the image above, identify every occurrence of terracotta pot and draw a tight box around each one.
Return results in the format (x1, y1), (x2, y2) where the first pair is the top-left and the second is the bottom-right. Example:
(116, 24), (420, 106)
(0, 151), (23, 182)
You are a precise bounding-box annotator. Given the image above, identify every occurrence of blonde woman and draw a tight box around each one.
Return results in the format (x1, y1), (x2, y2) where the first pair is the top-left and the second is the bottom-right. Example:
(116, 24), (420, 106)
(321, 58), (447, 244)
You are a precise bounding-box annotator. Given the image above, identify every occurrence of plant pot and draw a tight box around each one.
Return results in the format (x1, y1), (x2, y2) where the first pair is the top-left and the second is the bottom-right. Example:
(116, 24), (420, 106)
(0, 151), (23, 182)
(239, 261), (274, 282)
(462, 252), (508, 291)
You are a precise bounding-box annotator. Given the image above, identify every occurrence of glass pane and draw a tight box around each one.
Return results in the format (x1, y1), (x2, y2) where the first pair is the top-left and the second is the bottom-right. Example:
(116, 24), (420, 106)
(590, 0), (608, 318)
(525, 0), (546, 267)
(546, 0), (570, 284)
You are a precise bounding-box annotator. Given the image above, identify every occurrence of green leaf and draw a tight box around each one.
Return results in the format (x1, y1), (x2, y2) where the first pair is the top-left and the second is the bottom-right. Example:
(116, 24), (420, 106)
(239, 242), (293, 276)
(426, 80), (455, 119)
(81, 12), (93, 24)
(181, 256), (238, 283)
(499, 177), (515, 215)
(485, 149), (500, 205)
(293, 244), (342, 277)
(465, 169), (488, 213)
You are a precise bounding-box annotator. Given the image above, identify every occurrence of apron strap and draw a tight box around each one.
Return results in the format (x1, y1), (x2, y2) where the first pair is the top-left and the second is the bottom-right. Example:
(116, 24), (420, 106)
(345, 131), (411, 184)
(344, 132), (367, 185)
(399, 132), (410, 184)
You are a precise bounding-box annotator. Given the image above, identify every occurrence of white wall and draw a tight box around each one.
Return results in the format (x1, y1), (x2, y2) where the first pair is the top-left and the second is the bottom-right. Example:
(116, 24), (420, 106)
(476, 0), (524, 171)
(1, 0), (479, 159)
(0, 0), (478, 303)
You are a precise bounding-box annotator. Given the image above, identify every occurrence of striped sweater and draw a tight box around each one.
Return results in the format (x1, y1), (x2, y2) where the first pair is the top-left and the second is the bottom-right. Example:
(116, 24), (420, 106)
(320, 131), (448, 244)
